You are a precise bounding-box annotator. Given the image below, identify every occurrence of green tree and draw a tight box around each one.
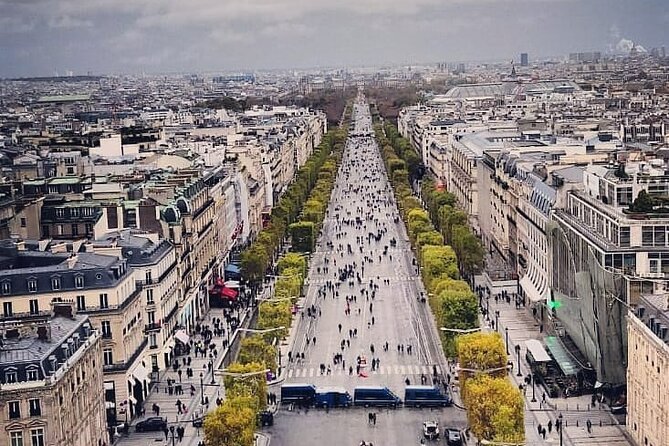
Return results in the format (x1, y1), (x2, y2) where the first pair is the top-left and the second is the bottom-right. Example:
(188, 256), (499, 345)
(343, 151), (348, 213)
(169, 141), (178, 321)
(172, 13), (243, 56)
(451, 224), (485, 277)
(437, 205), (468, 244)
(289, 221), (316, 252)
(277, 253), (307, 276)
(438, 289), (479, 356)
(240, 244), (269, 284)
(238, 335), (278, 373)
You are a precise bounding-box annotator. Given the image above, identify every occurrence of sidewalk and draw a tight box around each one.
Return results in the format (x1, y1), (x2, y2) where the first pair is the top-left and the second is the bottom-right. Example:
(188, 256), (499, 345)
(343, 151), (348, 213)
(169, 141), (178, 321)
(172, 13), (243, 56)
(487, 298), (632, 445)
(116, 305), (252, 446)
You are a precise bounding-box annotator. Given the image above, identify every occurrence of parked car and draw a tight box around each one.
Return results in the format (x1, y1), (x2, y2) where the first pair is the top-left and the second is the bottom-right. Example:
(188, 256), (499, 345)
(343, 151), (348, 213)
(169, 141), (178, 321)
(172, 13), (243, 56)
(445, 427), (463, 446)
(135, 417), (167, 432)
(422, 421), (439, 440)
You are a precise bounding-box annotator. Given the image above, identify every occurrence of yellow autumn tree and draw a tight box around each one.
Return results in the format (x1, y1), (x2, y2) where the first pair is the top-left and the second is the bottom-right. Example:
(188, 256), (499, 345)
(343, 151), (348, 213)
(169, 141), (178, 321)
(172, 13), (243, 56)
(457, 332), (507, 402)
(464, 375), (524, 443)
(204, 396), (256, 446)
(223, 362), (268, 413)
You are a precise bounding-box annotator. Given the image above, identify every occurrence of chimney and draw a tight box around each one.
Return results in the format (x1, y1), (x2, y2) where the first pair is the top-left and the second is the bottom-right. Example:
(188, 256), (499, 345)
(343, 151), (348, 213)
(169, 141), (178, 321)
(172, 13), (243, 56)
(66, 254), (78, 269)
(52, 300), (76, 319)
(37, 322), (52, 341)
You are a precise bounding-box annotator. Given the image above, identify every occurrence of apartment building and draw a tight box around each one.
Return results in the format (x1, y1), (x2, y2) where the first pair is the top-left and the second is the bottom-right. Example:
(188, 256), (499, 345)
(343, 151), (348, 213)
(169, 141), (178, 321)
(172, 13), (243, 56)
(627, 295), (669, 446)
(550, 161), (669, 385)
(0, 305), (107, 446)
(91, 232), (179, 375)
(0, 242), (147, 423)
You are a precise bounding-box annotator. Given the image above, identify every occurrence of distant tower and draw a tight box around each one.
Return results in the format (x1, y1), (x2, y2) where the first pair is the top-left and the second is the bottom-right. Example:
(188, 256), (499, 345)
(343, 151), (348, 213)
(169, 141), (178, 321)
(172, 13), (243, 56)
(520, 53), (529, 67)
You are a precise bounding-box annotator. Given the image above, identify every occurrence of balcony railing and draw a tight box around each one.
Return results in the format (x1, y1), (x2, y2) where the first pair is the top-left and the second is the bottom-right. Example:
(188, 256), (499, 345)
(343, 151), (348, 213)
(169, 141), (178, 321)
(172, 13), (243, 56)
(144, 322), (162, 332)
(103, 338), (148, 373)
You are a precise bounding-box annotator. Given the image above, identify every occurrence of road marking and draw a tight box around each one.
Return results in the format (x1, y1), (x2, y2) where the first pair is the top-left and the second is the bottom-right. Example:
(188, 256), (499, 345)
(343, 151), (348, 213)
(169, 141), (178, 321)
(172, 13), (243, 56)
(309, 368), (314, 377)
(400, 365), (406, 375)
(288, 369), (293, 379)
(394, 365), (400, 374)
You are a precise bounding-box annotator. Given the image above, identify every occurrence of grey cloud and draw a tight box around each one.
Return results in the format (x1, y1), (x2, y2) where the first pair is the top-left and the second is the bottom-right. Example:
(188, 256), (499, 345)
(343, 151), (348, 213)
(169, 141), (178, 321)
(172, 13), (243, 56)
(0, 0), (666, 77)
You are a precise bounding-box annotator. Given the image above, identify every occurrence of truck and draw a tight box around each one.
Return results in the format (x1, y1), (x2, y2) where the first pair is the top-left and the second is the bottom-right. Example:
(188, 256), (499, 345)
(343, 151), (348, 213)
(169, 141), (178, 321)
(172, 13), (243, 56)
(314, 387), (353, 408)
(280, 383), (317, 406)
(404, 385), (452, 408)
(353, 385), (401, 408)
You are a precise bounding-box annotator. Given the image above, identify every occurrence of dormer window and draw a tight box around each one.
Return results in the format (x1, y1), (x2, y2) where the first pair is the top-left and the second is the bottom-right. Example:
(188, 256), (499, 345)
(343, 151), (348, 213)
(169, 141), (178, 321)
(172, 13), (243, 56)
(27, 278), (37, 293)
(1, 281), (10, 295)
(55, 208), (64, 218)
(74, 275), (84, 289)
(71, 208), (79, 217)
(51, 277), (61, 291)
(5, 370), (17, 383)
(27, 368), (39, 381)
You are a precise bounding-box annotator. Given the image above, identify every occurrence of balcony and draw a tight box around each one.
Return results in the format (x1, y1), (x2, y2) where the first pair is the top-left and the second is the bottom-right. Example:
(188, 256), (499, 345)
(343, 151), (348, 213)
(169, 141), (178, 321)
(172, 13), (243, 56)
(103, 338), (148, 373)
(144, 322), (162, 332)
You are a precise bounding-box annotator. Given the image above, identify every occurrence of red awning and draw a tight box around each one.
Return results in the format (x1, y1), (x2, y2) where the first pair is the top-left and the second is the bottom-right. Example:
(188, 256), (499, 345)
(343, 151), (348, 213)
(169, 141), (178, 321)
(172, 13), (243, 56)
(221, 287), (238, 299)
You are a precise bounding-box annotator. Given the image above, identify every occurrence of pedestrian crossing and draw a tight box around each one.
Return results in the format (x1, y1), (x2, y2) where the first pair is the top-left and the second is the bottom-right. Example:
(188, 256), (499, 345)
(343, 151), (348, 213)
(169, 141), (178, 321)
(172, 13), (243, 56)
(286, 364), (443, 379)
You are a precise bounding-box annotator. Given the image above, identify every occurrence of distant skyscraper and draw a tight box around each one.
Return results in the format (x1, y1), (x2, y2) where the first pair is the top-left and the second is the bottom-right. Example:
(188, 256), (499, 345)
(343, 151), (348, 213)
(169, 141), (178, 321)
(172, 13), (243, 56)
(520, 53), (529, 67)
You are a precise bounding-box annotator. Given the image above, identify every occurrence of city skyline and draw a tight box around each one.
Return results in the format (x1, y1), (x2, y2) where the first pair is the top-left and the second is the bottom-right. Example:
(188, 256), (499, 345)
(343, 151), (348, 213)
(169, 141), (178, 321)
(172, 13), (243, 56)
(1, 0), (667, 77)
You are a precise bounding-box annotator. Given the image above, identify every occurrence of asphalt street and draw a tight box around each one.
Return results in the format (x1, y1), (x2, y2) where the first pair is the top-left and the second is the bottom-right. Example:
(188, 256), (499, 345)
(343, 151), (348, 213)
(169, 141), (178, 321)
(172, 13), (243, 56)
(264, 97), (468, 446)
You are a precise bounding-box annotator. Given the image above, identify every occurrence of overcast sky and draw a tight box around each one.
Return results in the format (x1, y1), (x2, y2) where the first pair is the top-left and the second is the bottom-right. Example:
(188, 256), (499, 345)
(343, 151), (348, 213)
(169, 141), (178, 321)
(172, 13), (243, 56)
(0, 0), (667, 77)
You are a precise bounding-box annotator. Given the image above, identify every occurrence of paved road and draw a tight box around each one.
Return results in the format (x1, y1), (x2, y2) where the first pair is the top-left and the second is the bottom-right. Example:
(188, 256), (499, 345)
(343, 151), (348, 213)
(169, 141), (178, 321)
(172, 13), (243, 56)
(264, 97), (468, 446)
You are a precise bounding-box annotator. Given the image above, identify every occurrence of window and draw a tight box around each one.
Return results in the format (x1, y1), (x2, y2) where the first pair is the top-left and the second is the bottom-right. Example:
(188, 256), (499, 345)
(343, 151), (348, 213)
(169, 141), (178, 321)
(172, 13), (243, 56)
(20, 217), (26, 228)
(71, 208), (79, 217)
(101, 321), (112, 338)
(103, 349), (113, 366)
(145, 271), (153, 284)
(1, 281), (10, 295)
(149, 333), (157, 349)
(29, 299), (39, 315)
(5, 370), (17, 383)
(51, 277), (60, 291)
(8, 401), (20, 419)
(146, 289), (154, 305)
(85, 223), (93, 235)
(27, 279), (37, 293)
(56, 225), (63, 236)
(71, 224), (79, 236)
(99, 293), (108, 309)
(619, 227), (630, 247)
(28, 399), (41, 417)
(27, 369), (38, 381)
(75, 276), (84, 289)
(3, 301), (13, 317)
(41, 226), (49, 237)
(30, 428), (44, 446)
(642, 227), (654, 246)
(10, 431), (23, 446)
(55, 208), (64, 218)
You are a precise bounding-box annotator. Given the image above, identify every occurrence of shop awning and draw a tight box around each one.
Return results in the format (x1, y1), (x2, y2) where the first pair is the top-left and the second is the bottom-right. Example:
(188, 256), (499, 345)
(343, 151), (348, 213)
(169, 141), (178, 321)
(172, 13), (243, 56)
(132, 364), (150, 384)
(175, 330), (190, 345)
(520, 275), (545, 303)
(224, 280), (240, 289)
(544, 336), (580, 376)
(221, 287), (238, 299)
(525, 339), (552, 363)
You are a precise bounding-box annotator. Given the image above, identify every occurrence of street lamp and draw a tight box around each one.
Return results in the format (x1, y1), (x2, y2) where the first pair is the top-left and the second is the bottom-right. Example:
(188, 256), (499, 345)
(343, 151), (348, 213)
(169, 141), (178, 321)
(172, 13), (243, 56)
(505, 327), (509, 355)
(440, 327), (483, 334)
(494, 310), (500, 333)
(237, 326), (286, 335)
(531, 373), (537, 403)
(558, 413), (564, 446)
(514, 345), (522, 376)
(200, 372), (205, 405)
(210, 360), (215, 384)
(170, 425), (176, 446)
